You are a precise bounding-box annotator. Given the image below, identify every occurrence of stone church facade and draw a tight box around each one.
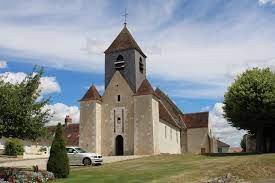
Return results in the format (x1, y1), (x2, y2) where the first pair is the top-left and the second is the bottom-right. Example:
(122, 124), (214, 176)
(79, 25), (217, 155)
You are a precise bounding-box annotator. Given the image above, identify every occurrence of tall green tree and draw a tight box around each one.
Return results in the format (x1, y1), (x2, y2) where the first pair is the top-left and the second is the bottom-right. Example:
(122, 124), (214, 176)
(47, 123), (70, 178)
(223, 68), (275, 153)
(0, 66), (51, 140)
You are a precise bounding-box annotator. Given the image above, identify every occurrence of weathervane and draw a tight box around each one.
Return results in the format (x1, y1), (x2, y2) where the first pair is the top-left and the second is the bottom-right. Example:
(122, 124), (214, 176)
(122, 8), (128, 26)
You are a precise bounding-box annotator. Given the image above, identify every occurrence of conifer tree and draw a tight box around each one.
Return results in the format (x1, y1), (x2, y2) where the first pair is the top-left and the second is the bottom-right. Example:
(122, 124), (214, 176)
(47, 123), (70, 178)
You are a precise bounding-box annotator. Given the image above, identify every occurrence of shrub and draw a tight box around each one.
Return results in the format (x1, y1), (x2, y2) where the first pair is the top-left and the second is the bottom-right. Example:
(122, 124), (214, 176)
(4, 138), (24, 156)
(47, 123), (69, 178)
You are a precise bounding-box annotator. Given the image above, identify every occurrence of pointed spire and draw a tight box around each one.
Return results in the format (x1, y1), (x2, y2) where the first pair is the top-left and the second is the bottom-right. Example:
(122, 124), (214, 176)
(135, 79), (156, 96)
(104, 26), (146, 58)
(80, 85), (102, 102)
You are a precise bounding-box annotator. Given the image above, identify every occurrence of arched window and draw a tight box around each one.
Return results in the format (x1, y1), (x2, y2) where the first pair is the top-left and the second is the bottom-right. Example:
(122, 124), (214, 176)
(139, 57), (144, 73)
(114, 55), (125, 70)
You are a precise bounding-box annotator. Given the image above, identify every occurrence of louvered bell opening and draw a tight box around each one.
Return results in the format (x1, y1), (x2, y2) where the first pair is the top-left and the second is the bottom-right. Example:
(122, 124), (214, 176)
(115, 55), (125, 70)
(139, 60), (144, 73)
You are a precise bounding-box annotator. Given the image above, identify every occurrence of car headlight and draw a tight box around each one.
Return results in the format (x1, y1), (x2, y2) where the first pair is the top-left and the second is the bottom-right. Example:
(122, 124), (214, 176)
(93, 156), (97, 158)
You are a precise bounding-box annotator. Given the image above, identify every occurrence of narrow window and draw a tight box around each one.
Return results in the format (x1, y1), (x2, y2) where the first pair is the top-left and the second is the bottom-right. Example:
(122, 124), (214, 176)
(139, 57), (144, 73)
(117, 95), (121, 102)
(170, 127), (172, 140)
(165, 126), (167, 138)
(115, 55), (125, 70)
(122, 109), (124, 132)
(114, 110), (116, 133)
(176, 132), (178, 143)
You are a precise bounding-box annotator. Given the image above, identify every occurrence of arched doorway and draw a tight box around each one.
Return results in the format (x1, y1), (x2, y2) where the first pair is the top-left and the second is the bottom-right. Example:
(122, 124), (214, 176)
(115, 135), (124, 156)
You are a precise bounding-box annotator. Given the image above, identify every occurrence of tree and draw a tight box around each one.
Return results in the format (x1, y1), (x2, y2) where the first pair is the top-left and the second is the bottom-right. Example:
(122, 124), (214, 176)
(0, 66), (51, 140)
(240, 135), (246, 152)
(47, 123), (70, 178)
(223, 68), (275, 153)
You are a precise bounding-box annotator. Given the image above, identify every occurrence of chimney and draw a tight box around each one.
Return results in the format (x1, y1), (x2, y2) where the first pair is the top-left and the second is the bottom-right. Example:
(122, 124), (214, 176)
(65, 115), (72, 127)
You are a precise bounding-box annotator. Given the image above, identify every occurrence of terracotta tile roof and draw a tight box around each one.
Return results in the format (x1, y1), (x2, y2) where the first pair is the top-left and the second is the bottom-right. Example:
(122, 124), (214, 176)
(80, 85), (102, 102)
(135, 79), (156, 96)
(46, 124), (79, 146)
(104, 26), (146, 58)
(217, 140), (230, 147)
(229, 147), (242, 153)
(159, 102), (175, 126)
(155, 88), (183, 122)
(181, 112), (209, 129)
(159, 102), (181, 129)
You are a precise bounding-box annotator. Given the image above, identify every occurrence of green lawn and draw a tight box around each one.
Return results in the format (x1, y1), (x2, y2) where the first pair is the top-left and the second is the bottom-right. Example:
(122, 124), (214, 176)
(55, 154), (275, 183)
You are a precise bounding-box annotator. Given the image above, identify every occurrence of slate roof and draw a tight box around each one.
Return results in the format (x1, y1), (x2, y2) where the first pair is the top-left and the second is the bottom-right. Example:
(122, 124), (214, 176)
(217, 140), (230, 147)
(155, 88), (183, 122)
(104, 26), (146, 58)
(181, 112), (209, 129)
(135, 79), (156, 96)
(80, 85), (102, 102)
(46, 124), (79, 146)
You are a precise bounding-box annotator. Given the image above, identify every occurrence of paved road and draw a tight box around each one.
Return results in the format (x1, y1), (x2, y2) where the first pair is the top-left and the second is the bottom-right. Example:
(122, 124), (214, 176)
(0, 155), (147, 170)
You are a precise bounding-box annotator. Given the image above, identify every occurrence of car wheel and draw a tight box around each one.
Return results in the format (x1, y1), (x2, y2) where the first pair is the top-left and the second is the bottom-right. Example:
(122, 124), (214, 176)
(83, 158), (91, 166)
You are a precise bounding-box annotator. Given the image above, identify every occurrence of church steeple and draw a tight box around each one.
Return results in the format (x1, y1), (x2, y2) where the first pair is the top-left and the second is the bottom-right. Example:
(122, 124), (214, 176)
(104, 26), (147, 92)
(104, 26), (146, 58)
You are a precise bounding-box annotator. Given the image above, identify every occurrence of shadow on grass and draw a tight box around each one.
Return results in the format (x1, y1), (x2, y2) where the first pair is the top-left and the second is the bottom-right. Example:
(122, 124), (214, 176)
(203, 152), (259, 157)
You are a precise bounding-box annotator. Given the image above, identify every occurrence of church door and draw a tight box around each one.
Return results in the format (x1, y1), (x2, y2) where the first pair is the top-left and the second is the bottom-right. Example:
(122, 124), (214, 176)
(115, 135), (124, 156)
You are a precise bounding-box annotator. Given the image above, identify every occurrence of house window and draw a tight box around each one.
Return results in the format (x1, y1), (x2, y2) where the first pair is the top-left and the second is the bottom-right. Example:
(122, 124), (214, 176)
(176, 132), (178, 143)
(139, 57), (144, 73)
(165, 126), (167, 138)
(115, 55), (125, 70)
(170, 127), (172, 140)
(117, 95), (121, 102)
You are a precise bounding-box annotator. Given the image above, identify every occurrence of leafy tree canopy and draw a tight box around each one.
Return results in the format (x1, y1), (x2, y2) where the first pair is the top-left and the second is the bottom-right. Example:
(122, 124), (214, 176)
(0, 66), (51, 140)
(223, 67), (275, 133)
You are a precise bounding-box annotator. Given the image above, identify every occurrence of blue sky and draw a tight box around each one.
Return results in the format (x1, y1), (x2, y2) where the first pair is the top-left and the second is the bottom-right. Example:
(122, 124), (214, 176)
(0, 0), (275, 146)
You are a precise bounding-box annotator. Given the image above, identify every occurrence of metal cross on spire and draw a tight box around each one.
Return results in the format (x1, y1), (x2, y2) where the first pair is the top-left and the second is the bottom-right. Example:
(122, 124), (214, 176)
(122, 8), (128, 26)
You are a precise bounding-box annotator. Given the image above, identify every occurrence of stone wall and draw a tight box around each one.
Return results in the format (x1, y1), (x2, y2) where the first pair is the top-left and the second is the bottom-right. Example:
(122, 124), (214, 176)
(134, 95), (156, 155)
(187, 127), (210, 154)
(180, 129), (188, 153)
(105, 49), (146, 92)
(101, 71), (134, 155)
(158, 120), (181, 154)
(79, 101), (101, 153)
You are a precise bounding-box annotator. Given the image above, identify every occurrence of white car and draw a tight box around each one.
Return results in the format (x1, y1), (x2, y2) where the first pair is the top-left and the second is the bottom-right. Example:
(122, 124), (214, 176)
(66, 147), (103, 166)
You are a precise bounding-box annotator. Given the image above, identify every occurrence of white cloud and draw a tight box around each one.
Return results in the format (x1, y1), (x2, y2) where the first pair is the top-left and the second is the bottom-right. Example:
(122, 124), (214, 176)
(40, 76), (61, 95)
(201, 106), (211, 112)
(45, 103), (80, 126)
(0, 60), (7, 68)
(0, 72), (61, 95)
(210, 103), (246, 147)
(0, 1), (275, 99)
(259, 0), (275, 5)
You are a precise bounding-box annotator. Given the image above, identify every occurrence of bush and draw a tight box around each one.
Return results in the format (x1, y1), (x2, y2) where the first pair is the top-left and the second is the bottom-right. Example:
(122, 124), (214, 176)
(47, 123), (69, 178)
(4, 138), (24, 156)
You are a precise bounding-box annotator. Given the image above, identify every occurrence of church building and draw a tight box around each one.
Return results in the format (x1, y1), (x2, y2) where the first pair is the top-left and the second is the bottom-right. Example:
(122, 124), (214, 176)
(78, 25), (217, 155)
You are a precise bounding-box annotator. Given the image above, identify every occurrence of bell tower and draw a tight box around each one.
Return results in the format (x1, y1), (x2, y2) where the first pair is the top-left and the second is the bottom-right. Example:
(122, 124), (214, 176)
(104, 25), (147, 92)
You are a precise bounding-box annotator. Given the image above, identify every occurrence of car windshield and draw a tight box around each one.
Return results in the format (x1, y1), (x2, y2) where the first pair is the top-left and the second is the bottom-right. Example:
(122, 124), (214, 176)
(75, 148), (87, 153)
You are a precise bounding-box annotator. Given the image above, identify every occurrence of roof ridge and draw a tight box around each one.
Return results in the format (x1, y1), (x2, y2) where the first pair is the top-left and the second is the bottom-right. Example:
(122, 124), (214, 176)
(183, 111), (209, 115)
